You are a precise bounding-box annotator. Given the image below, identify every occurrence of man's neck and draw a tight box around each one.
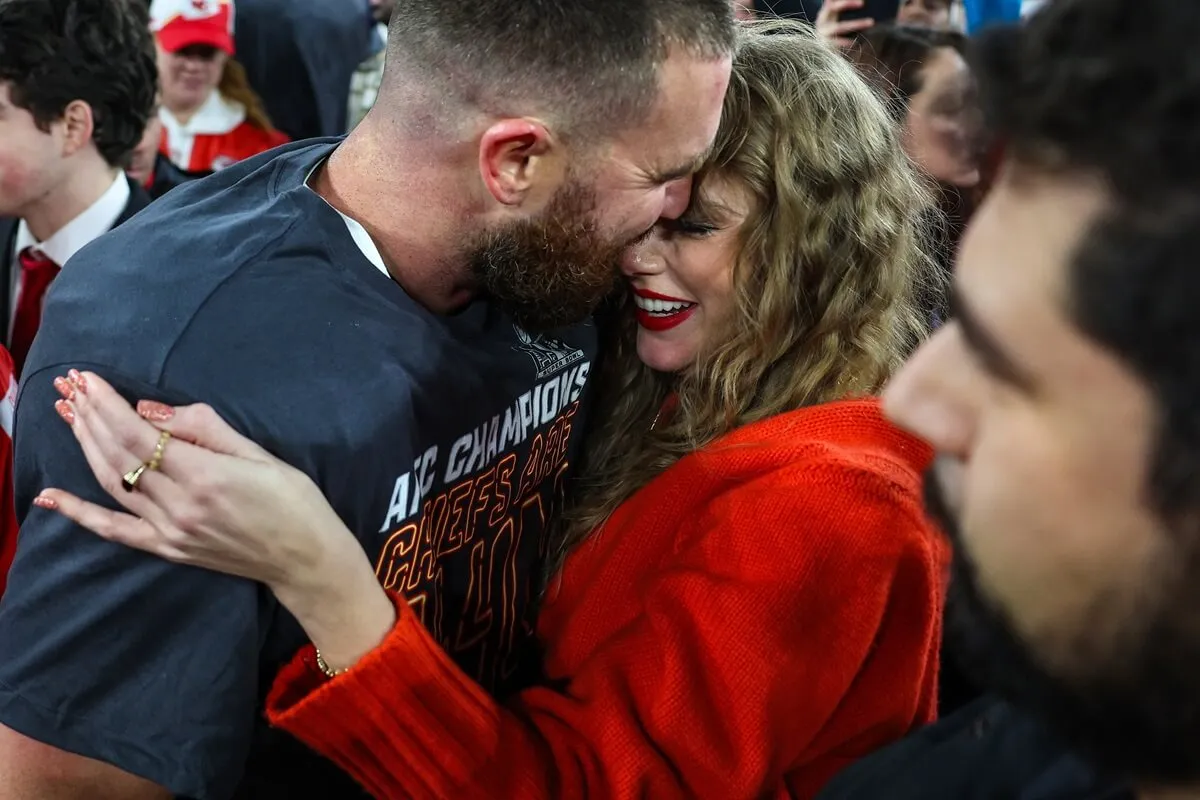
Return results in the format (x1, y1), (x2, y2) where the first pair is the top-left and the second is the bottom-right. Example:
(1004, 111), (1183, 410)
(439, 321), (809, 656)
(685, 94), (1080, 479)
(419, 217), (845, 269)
(314, 121), (478, 313)
(21, 157), (120, 243)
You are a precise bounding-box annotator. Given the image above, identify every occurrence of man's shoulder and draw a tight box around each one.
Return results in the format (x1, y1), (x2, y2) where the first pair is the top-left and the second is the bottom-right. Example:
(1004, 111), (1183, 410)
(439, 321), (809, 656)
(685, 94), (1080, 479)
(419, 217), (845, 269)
(31, 140), (353, 383)
(111, 138), (336, 246)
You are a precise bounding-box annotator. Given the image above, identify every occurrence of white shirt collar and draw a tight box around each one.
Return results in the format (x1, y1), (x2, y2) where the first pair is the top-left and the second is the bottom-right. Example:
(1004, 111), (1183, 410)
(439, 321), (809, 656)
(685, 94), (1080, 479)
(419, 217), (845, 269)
(160, 91), (245, 137)
(15, 171), (129, 267)
(160, 91), (247, 171)
(303, 161), (388, 277)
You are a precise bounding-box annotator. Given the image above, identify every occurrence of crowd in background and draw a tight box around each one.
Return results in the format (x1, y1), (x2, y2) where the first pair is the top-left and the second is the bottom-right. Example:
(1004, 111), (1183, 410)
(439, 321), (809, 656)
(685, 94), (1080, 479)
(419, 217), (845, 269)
(0, 1), (1198, 799)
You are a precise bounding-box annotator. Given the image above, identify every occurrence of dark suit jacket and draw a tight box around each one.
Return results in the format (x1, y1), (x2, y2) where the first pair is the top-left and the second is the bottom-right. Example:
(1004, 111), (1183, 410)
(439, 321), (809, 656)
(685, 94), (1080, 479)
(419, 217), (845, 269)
(235, 0), (372, 139)
(0, 175), (151, 347)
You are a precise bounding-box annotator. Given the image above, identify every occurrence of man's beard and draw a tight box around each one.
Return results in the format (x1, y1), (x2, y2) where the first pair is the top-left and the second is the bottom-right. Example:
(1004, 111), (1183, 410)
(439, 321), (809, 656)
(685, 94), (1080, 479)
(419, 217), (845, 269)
(925, 466), (1200, 786)
(466, 180), (625, 333)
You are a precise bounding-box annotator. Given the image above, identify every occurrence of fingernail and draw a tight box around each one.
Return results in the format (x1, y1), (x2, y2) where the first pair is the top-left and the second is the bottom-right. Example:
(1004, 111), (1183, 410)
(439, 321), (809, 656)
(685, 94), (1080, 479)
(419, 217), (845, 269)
(137, 400), (175, 422)
(68, 369), (88, 394)
(55, 399), (75, 425)
(53, 377), (75, 401)
(33, 494), (58, 510)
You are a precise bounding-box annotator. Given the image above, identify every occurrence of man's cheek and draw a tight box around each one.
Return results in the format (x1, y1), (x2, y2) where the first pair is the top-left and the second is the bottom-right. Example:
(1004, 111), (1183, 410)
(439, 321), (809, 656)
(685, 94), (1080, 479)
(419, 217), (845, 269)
(0, 156), (41, 215)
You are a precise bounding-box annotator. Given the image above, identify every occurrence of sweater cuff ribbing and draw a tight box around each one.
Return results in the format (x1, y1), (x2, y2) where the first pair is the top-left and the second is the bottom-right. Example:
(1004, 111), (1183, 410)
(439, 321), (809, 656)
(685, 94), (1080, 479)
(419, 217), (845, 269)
(264, 591), (502, 797)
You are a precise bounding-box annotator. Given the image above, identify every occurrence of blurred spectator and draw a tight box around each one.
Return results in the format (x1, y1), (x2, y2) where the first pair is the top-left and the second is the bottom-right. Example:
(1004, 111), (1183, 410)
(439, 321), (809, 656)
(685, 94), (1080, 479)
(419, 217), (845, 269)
(815, 0), (957, 45)
(0, 0), (156, 378)
(815, 1), (879, 46)
(235, 0), (374, 140)
(855, 27), (981, 190)
(852, 25), (982, 324)
(127, 106), (211, 199)
(126, 112), (162, 189)
(151, 0), (287, 175)
(897, 0), (952, 27)
(347, 0), (395, 131)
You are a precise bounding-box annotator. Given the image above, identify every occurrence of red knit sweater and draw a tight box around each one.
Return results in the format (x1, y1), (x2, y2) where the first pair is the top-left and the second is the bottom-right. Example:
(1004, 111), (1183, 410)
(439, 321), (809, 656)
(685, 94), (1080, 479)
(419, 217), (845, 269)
(266, 399), (949, 799)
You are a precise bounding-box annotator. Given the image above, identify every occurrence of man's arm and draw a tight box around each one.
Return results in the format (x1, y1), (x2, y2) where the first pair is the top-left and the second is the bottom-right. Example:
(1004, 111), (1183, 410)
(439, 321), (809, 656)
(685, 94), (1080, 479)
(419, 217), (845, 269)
(0, 723), (170, 799)
(0, 365), (267, 798)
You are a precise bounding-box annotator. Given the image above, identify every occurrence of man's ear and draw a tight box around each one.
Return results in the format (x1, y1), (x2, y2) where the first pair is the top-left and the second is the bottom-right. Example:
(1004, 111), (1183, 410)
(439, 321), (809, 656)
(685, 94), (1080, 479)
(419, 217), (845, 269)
(478, 118), (563, 206)
(59, 100), (96, 158)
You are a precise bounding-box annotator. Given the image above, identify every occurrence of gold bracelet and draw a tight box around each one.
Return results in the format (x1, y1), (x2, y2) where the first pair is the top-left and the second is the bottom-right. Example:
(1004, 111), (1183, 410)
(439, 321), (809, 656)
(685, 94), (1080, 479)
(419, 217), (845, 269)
(314, 648), (348, 679)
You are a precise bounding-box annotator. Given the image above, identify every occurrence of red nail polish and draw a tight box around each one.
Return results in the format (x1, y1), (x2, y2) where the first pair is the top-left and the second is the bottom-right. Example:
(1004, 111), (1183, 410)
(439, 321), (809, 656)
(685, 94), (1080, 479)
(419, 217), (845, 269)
(33, 495), (58, 511)
(68, 369), (88, 394)
(137, 400), (175, 422)
(53, 377), (76, 401)
(55, 399), (75, 425)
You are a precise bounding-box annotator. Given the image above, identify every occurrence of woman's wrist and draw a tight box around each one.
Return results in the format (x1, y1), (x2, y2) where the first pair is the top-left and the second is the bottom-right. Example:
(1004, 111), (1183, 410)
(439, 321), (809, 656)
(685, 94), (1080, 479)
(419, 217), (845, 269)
(270, 545), (398, 674)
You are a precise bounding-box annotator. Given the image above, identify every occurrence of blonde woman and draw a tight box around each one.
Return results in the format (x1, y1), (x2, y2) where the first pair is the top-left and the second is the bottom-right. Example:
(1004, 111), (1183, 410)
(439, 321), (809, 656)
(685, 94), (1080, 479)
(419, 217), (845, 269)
(40, 22), (947, 799)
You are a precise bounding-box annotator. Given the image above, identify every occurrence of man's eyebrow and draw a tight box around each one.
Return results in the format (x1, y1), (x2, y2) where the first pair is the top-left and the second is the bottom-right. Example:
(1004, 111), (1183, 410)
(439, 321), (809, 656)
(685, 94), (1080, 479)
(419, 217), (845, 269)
(950, 287), (1037, 391)
(650, 146), (713, 184)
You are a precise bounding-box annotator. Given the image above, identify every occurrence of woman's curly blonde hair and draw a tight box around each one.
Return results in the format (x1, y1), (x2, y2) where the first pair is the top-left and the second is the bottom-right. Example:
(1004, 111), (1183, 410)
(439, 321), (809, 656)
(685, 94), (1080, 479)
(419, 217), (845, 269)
(547, 19), (939, 580)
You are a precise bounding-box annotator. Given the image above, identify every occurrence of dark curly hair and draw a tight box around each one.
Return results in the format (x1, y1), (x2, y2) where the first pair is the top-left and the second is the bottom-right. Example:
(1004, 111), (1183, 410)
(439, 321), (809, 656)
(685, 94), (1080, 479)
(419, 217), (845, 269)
(0, 0), (157, 168)
(974, 0), (1200, 521)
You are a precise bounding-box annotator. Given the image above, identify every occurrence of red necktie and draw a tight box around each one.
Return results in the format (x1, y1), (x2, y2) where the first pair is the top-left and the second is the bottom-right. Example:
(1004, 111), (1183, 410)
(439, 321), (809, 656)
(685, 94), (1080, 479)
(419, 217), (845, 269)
(11, 248), (60, 378)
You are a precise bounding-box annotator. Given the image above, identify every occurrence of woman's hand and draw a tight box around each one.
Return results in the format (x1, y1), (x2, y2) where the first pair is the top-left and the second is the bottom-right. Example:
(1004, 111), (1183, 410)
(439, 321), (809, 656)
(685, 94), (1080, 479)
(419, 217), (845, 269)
(40, 371), (396, 671)
(816, 0), (876, 48)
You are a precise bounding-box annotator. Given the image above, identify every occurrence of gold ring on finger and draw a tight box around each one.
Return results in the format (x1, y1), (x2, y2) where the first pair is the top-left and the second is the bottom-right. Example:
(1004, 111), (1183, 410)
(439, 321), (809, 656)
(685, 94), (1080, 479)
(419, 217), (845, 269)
(120, 431), (171, 492)
(147, 430), (171, 473)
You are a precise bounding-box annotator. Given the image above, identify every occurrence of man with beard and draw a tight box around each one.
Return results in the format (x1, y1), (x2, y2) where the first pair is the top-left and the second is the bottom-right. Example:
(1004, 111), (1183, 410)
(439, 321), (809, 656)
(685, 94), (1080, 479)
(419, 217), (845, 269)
(816, 0), (1200, 798)
(0, 1), (734, 797)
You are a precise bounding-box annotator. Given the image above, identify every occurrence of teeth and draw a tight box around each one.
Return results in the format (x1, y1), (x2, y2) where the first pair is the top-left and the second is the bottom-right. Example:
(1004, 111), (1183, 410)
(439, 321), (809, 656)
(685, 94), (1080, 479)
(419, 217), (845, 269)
(633, 295), (694, 314)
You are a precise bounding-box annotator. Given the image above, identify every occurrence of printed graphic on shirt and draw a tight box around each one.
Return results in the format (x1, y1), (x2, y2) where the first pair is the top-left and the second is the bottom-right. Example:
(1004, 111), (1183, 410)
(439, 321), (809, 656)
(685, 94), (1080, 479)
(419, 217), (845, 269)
(374, 355), (591, 689)
(512, 325), (586, 380)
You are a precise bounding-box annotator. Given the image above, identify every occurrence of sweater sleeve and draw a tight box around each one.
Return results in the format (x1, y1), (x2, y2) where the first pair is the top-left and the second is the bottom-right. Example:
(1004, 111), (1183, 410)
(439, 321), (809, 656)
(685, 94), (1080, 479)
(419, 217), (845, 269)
(265, 461), (947, 800)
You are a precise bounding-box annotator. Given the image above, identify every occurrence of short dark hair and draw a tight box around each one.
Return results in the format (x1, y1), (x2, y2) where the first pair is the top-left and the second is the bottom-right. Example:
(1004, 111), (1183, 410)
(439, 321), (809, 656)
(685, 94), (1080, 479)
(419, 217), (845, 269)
(0, 0), (157, 168)
(385, 0), (737, 141)
(972, 0), (1200, 526)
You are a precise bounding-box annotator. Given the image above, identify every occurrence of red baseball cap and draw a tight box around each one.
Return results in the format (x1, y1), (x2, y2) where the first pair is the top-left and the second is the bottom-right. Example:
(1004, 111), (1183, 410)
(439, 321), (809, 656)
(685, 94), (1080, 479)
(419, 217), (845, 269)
(150, 0), (236, 55)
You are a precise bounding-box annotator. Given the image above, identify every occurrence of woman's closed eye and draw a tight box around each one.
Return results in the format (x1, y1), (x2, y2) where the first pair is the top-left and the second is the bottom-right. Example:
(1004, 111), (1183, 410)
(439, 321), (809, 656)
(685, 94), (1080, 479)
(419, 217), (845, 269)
(664, 218), (719, 237)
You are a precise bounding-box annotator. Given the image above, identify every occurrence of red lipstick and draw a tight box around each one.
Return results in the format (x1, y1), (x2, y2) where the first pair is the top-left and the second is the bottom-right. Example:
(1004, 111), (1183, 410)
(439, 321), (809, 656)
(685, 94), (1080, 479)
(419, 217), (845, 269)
(634, 288), (693, 303)
(636, 306), (697, 331)
(632, 287), (698, 332)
